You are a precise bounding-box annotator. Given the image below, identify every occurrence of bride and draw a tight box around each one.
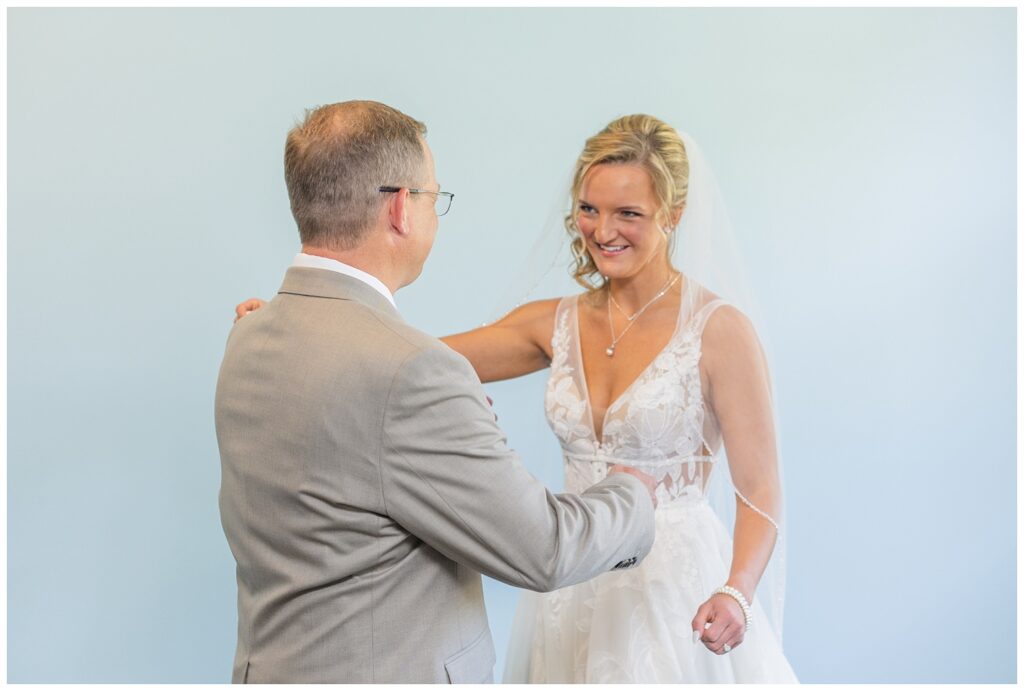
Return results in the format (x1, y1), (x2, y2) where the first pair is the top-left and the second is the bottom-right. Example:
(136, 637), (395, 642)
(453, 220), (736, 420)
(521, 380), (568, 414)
(235, 114), (797, 683)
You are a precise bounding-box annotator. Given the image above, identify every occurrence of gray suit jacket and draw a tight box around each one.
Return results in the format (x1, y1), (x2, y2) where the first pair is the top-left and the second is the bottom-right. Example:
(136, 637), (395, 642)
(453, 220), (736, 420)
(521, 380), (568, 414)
(215, 267), (655, 683)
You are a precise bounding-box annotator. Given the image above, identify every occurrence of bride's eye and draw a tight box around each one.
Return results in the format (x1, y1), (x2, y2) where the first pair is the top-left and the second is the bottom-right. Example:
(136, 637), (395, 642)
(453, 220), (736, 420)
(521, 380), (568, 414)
(579, 203), (596, 214)
(620, 210), (642, 219)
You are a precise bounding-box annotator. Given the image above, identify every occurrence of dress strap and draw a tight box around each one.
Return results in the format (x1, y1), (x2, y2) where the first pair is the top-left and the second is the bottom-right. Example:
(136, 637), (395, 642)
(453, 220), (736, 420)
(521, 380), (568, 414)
(686, 298), (730, 339)
(553, 295), (574, 323)
(549, 295), (576, 366)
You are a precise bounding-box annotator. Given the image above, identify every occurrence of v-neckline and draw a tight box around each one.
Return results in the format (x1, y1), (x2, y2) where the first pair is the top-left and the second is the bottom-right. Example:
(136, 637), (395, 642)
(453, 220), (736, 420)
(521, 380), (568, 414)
(572, 278), (689, 447)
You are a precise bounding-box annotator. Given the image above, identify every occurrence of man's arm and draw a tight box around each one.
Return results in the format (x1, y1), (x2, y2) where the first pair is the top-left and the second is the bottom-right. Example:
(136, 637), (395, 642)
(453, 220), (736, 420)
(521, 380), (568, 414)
(378, 343), (656, 592)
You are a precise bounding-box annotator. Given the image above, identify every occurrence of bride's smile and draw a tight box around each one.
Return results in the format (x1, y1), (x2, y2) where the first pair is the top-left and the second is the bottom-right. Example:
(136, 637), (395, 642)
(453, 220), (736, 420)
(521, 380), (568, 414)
(576, 162), (678, 288)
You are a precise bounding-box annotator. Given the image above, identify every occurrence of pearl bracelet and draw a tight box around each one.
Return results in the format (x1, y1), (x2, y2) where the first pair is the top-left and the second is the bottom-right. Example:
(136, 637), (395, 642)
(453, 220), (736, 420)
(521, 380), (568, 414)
(715, 585), (753, 630)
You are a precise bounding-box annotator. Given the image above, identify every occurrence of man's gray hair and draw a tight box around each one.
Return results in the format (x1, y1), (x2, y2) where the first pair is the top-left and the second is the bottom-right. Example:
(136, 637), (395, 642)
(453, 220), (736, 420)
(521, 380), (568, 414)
(284, 101), (427, 250)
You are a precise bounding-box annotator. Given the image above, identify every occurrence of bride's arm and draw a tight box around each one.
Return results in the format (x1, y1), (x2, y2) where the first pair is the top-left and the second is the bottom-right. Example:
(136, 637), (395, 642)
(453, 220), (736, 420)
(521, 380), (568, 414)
(234, 296), (559, 384)
(692, 305), (781, 653)
(441, 299), (559, 384)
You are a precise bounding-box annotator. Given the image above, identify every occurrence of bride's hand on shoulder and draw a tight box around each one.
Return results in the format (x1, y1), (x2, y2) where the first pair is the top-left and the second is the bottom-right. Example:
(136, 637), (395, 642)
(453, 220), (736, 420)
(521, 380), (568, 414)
(692, 593), (746, 655)
(234, 297), (266, 323)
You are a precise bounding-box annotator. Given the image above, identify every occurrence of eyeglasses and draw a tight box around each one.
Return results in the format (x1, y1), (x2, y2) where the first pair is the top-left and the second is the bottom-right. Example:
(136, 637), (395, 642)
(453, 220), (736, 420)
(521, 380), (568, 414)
(378, 186), (455, 217)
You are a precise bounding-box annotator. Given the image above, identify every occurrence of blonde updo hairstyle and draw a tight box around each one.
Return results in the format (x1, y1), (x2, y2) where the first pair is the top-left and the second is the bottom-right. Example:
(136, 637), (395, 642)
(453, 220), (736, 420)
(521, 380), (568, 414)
(566, 114), (690, 290)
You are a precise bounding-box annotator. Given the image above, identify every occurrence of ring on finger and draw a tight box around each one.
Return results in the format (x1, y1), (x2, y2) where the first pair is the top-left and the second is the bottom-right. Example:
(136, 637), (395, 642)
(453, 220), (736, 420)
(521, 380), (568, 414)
(723, 643), (732, 653)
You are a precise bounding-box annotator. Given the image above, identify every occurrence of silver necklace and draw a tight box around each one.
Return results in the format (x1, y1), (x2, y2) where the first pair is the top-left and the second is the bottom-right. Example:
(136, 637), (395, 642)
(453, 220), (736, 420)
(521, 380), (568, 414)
(608, 292), (639, 321)
(605, 272), (681, 357)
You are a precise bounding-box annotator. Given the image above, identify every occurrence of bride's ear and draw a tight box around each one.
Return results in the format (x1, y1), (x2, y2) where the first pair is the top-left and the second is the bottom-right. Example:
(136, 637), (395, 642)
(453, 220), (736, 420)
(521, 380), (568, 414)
(386, 187), (412, 237)
(670, 204), (685, 230)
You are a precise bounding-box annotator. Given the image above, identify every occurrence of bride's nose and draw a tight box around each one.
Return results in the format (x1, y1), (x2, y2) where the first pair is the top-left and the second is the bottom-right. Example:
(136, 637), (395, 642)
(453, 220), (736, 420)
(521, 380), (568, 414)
(592, 216), (616, 243)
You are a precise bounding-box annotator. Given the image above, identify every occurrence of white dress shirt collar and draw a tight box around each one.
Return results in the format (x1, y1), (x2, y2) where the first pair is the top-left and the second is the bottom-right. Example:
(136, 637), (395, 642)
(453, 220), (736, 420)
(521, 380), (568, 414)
(290, 253), (396, 308)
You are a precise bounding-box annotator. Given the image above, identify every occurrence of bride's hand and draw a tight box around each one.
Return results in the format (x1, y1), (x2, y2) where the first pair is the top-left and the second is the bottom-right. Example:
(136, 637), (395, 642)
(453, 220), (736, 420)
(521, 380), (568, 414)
(607, 465), (658, 508)
(692, 592), (746, 654)
(234, 298), (266, 323)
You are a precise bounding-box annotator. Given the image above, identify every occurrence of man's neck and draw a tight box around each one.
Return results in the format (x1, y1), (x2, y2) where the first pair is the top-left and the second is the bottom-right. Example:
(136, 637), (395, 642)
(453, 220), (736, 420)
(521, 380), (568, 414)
(300, 244), (402, 295)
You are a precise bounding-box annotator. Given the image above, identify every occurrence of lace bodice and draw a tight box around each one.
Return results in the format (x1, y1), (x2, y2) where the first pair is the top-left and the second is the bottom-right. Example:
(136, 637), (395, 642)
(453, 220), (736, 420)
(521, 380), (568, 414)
(544, 279), (727, 506)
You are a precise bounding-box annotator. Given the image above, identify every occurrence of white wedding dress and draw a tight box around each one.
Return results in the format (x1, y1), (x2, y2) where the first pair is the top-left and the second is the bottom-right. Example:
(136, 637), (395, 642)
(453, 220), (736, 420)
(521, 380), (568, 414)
(502, 279), (798, 683)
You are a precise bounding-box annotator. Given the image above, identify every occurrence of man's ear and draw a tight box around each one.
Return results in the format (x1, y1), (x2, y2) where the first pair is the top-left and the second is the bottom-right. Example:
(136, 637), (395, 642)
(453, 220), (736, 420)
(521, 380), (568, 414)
(386, 187), (412, 237)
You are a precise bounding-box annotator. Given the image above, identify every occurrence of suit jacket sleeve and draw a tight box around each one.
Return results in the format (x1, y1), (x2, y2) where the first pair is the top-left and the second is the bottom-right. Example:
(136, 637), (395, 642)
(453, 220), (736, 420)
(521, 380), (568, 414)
(378, 342), (656, 592)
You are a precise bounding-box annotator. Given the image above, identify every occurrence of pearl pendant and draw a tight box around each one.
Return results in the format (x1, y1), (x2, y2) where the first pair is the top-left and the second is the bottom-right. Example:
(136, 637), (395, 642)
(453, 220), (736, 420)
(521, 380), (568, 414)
(605, 346), (615, 357)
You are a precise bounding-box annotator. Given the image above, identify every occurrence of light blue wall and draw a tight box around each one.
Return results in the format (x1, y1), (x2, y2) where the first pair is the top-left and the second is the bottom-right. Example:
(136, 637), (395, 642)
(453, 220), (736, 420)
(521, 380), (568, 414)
(7, 8), (1015, 683)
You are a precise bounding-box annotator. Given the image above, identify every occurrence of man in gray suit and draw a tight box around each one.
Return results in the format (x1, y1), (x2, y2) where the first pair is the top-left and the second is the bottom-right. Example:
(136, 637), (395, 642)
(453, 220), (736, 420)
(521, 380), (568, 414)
(215, 101), (657, 684)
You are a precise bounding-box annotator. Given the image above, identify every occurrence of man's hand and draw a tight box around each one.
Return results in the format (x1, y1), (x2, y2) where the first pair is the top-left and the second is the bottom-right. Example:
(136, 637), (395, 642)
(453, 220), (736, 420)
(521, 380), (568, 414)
(234, 298), (266, 323)
(608, 464), (658, 508)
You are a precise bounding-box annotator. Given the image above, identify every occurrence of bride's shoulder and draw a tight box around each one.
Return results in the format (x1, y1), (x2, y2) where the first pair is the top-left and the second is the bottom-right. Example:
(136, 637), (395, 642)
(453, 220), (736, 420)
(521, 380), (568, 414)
(501, 295), (586, 343)
(506, 297), (561, 323)
(702, 301), (759, 346)
(705, 302), (750, 330)
(701, 304), (764, 372)
(487, 298), (558, 354)
(491, 298), (562, 337)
